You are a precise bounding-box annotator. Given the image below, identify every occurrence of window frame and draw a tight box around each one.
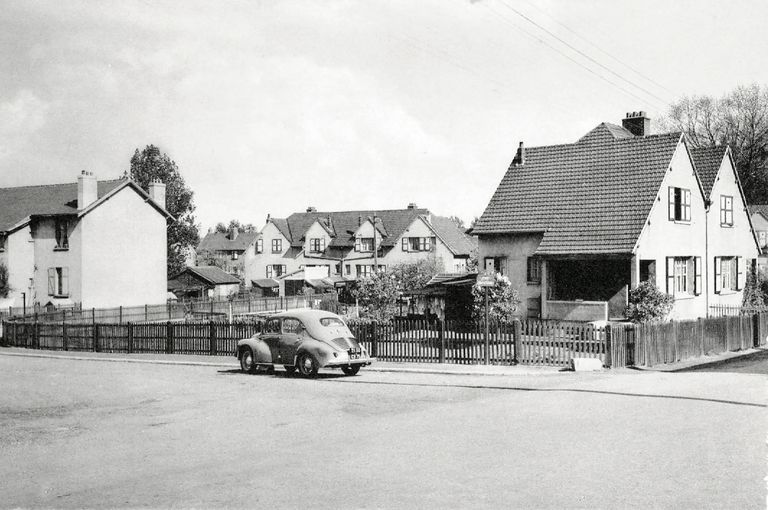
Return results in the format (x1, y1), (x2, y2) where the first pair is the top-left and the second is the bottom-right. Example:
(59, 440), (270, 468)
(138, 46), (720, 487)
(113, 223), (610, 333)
(720, 195), (734, 226)
(271, 239), (282, 253)
(255, 239), (263, 254)
(526, 257), (542, 284)
(47, 266), (69, 297)
(54, 219), (69, 250)
(668, 186), (691, 222)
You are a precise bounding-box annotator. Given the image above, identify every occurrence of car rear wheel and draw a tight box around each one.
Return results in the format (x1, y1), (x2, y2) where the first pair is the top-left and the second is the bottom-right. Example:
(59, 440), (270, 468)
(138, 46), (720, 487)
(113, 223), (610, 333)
(297, 353), (319, 378)
(341, 365), (360, 376)
(240, 347), (257, 374)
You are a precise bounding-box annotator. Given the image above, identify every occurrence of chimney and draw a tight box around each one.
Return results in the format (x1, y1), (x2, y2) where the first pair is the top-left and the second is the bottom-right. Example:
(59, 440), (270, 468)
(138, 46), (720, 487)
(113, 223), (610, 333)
(358, 215), (362, 226)
(407, 203), (417, 209)
(77, 170), (97, 210)
(266, 213), (271, 223)
(512, 142), (525, 167)
(306, 206), (317, 213)
(229, 227), (238, 240)
(622, 111), (651, 136)
(148, 179), (166, 209)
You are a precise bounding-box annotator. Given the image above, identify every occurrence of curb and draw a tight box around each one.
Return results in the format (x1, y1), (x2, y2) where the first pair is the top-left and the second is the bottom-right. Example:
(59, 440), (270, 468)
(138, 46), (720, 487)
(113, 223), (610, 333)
(0, 349), (563, 376)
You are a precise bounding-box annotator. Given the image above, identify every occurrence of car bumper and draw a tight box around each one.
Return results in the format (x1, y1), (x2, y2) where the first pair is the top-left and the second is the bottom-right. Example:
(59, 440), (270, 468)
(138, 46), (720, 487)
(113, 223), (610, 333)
(323, 357), (376, 368)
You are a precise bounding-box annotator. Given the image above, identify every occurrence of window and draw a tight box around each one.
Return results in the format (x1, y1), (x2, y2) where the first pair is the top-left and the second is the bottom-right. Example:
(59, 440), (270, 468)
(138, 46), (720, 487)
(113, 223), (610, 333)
(639, 260), (656, 283)
(255, 239), (263, 254)
(47, 267), (69, 297)
(356, 265), (373, 278)
(402, 238), (408, 251)
(265, 318), (281, 333)
(484, 256), (507, 275)
(266, 264), (286, 278)
(665, 257), (701, 296)
(760, 231), (767, 248)
(526, 257), (542, 284)
(668, 187), (691, 222)
(0, 234), (5, 251)
(345, 264), (351, 275)
(271, 239), (282, 253)
(714, 256), (744, 293)
(355, 237), (374, 252)
(282, 318), (303, 334)
(720, 195), (733, 226)
(320, 317), (346, 327)
(402, 237), (434, 252)
(232, 252), (239, 260)
(309, 238), (326, 253)
(54, 219), (69, 249)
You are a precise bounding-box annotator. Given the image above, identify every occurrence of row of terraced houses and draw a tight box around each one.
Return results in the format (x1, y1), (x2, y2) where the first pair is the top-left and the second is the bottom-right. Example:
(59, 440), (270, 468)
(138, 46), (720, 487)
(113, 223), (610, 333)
(0, 110), (763, 321)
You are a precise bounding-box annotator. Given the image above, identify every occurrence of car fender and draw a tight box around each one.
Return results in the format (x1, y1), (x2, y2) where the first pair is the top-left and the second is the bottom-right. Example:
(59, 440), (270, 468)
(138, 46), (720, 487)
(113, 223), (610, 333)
(237, 337), (272, 364)
(295, 339), (335, 368)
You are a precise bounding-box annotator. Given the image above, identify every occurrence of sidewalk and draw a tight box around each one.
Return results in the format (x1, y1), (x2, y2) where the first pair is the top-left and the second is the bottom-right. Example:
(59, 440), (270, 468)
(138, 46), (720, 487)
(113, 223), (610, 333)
(0, 346), (563, 376)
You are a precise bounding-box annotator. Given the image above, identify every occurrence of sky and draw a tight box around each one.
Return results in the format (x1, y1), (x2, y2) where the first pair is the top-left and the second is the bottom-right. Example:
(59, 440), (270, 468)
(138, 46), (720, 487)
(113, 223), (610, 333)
(1, 0), (767, 231)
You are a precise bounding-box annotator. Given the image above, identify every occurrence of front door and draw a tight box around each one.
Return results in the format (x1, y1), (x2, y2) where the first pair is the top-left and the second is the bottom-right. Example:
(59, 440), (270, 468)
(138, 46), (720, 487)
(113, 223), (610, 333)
(279, 318), (303, 365)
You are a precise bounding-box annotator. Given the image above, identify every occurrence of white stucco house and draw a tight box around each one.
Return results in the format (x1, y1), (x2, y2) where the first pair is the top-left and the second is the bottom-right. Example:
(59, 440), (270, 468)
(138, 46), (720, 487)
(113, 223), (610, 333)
(472, 111), (759, 321)
(0, 171), (171, 309)
(243, 205), (476, 296)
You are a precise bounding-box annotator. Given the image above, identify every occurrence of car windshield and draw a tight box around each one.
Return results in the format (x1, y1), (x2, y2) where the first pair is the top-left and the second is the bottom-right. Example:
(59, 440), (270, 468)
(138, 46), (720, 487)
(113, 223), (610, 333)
(319, 317), (346, 328)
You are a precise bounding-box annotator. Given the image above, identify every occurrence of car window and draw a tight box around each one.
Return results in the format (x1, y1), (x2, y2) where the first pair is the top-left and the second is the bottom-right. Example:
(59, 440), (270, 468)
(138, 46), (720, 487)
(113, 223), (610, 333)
(265, 319), (281, 333)
(282, 318), (303, 334)
(319, 317), (346, 328)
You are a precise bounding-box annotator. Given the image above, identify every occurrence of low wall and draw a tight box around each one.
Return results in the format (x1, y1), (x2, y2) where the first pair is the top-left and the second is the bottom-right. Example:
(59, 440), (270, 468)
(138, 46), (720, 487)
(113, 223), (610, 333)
(545, 300), (608, 322)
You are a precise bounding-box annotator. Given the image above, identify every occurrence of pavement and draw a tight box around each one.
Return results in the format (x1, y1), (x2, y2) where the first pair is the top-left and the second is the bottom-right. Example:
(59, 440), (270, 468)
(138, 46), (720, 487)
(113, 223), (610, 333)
(1, 344), (765, 376)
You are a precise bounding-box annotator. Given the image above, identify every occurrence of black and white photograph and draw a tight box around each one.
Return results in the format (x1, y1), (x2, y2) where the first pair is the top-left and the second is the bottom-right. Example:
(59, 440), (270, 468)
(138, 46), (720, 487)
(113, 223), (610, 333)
(0, 1), (766, 508)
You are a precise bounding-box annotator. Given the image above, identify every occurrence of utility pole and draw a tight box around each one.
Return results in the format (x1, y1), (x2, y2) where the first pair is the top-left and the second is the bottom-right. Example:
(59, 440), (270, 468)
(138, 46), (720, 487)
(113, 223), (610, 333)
(373, 212), (378, 272)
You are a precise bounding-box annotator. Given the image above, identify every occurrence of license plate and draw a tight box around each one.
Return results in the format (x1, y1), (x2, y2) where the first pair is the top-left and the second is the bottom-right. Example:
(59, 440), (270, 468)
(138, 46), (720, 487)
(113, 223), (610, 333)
(349, 352), (360, 360)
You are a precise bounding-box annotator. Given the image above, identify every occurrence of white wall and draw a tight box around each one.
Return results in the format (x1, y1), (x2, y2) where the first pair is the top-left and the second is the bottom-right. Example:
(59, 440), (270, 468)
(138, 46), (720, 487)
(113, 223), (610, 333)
(5, 227), (35, 307)
(635, 142), (708, 320)
(244, 222), (291, 284)
(80, 187), (167, 308)
(33, 218), (81, 306)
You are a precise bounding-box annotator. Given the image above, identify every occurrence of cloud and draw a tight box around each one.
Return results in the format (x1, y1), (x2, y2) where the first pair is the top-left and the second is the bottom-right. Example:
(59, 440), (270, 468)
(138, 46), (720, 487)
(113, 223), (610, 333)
(0, 90), (48, 159)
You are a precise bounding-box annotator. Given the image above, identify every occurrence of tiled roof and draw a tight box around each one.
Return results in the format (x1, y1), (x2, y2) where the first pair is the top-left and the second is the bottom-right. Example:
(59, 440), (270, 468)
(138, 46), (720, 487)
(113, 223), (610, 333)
(197, 231), (258, 252)
(270, 218), (292, 241)
(430, 215), (477, 256)
(577, 122), (634, 143)
(184, 266), (241, 285)
(0, 179), (124, 231)
(274, 208), (429, 248)
(690, 146), (727, 199)
(748, 204), (768, 219)
(473, 126), (683, 255)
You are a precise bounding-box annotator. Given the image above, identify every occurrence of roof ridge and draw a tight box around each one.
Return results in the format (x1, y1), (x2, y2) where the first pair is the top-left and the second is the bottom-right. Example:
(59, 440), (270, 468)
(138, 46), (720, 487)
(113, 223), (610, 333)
(0, 177), (125, 192)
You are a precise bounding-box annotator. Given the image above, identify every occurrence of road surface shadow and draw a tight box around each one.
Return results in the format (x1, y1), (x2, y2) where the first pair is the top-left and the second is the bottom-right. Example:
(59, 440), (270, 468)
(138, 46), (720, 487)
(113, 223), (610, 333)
(670, 349), (768, 375)
(217, 368), (349, 380)
(323, 378), (765, 409)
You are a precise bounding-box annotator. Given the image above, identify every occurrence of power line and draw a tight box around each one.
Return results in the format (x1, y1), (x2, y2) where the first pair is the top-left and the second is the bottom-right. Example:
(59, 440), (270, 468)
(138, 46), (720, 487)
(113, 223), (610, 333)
(516, 0), (676, 96)
(481, 2), (667, 111)
(494, 0), (670, 108)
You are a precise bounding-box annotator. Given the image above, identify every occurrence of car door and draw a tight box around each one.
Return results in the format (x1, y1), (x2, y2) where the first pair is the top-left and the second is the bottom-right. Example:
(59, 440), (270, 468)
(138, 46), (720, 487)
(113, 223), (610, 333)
(260, 318), (282, 364)
(279, 318), (303, 365)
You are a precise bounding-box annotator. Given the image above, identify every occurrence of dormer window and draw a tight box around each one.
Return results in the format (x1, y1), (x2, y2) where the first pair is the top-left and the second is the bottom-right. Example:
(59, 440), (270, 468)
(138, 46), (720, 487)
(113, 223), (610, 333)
(355, 237), (374, 252)
(55, 219), (69, 250)
(309, 238), (326, 253)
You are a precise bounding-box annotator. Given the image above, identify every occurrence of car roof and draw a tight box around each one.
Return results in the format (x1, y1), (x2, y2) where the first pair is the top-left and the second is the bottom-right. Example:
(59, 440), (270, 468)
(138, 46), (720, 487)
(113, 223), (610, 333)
(269, 309), (342, 321)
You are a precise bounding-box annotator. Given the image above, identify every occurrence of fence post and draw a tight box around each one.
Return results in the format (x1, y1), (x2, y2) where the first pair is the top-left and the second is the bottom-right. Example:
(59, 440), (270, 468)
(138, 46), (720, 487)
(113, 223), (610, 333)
(209, 320), (217, 356)
(604, 326), (612, 368)
(752, 313), (760, 348)
(145, 304), (148, 322)
(62, 320), (68, 351)
(33, 320), (39, 349)
(127, 323), (134, 354)
(119, 306), (123, 325)
(438, 320), (445, 363)
(167, 302), (171, 320)
(92, 307), (96, 324)
(166, 322), (174, 354)
(512, 319), (522, 364)
(93, 324), (100, 352)
(371, 323), (378, 358)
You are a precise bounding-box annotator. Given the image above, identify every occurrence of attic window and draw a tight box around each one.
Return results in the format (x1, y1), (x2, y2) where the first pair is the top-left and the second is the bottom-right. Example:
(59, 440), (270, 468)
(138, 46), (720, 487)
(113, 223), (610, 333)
(668, 187), (691, 222)
(309, 238), (326, 253)
(55, 219), (69, 250)
(720, 195), (733, 226)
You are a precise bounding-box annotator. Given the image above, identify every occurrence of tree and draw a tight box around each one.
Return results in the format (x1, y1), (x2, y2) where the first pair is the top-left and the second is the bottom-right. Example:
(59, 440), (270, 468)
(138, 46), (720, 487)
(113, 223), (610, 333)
(624, 281), (674, 323)
(389, 256), (443, 293)
(214, 220), (256, 234)
(448, 215), (465, 229)
(351, 271), (399, 322)
(470, 272), (520, 323)
(129, 145), (200, 277)
(743, 268), (768, 307)
(0, 263), (9, 298)
(660, 84), (768, 203)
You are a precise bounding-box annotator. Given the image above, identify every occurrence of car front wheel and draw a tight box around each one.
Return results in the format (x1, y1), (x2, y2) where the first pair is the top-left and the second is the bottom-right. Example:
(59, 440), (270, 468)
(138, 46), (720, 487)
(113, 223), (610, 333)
(284, 365), (296, 376)
(240, 347), (257, 374)
(297, 353), (319, 378)
(341, 365), (360, 376)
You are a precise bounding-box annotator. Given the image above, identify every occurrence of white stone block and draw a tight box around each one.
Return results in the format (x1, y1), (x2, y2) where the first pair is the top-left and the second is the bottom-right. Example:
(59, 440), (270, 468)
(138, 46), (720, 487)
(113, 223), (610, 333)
(570, 357), (604, 371)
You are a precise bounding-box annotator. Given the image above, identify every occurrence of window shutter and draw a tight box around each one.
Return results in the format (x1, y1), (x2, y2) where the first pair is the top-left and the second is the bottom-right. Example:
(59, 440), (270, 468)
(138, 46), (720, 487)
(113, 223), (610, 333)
(719, 196), (725, 225)
(714, 257), (721, 294)
(402, 238), (408, 251)
(665, 257), (674, 294)
(281, 265), (286, 276)
(266, 266), (272, 278)
(668, 187), (675, 220)
(47, 268), (55, 296)
(62, 267), (69, 295)
(684, 189), (691, 221)
(694, 257), (702, 295)
(256, 239), (262, 253)
(737, 257), (745, 290)
(320, 238), (326, 251)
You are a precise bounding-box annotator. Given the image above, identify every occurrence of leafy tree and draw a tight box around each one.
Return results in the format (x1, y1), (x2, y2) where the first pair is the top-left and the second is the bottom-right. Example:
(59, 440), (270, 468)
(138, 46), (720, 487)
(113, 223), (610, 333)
(624, 281), (674, 323)
(214, 222), (228, 234)
(448, 215), (465, 229)
(129, 145), (200, 277)
(471, 272), (520, 323)
(743, 268), (768, 307)
(660, 84), (768, 203)
(390, 256), (443, 293)
(351, 270), (399, 322)
(214, 220), (256, 234)
(0, 263), (9, 298)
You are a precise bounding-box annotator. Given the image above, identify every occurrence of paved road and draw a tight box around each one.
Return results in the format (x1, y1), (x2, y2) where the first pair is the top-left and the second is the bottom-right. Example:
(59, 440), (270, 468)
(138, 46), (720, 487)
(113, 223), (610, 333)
(1, 355), (764, 509)
(674, 348), (768, 374)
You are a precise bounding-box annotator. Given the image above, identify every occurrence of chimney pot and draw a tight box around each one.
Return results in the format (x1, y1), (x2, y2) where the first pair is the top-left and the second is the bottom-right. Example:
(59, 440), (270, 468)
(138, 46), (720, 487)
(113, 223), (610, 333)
(306, 206), (317, 213)
(148, 180), (166, 209)
(77, 171), (98, 209)
(407, 203), (417, 209)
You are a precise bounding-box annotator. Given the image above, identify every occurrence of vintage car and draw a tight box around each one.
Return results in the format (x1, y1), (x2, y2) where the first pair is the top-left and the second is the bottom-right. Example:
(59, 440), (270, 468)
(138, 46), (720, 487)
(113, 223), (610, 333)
(236, 309), (374, 377)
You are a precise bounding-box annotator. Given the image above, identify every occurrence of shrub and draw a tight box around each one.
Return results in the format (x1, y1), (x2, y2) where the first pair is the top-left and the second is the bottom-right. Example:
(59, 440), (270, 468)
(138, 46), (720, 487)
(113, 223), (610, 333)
(624, 281), (674, 323)
(471, 272), (520, 323)
(742, 268), (768, 307)
(0, 263), (8, 298)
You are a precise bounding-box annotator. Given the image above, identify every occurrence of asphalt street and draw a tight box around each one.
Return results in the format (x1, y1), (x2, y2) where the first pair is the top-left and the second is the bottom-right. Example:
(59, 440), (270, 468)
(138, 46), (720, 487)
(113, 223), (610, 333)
(0, 354), (764, 509)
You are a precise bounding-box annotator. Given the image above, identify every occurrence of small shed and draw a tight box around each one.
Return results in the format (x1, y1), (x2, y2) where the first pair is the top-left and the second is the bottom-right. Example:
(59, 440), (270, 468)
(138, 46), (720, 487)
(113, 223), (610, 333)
(405, 272), (477, 321)
(251, 278), (279, 297)
(169, 266), (241, 300)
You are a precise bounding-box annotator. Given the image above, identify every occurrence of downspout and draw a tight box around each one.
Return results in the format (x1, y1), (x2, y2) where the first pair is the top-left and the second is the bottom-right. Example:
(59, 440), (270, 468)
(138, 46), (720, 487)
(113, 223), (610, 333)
(705, 197), (710, 317)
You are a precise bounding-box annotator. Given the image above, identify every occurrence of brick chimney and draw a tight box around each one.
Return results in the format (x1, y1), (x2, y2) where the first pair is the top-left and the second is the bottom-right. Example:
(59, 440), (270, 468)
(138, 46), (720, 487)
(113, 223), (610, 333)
(512, 142), (525, 167)
(148, 179), (166, 209)
(77, 170), (97, 210)
(622, 111), (651, 136)
(306, 206), (317, 213)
